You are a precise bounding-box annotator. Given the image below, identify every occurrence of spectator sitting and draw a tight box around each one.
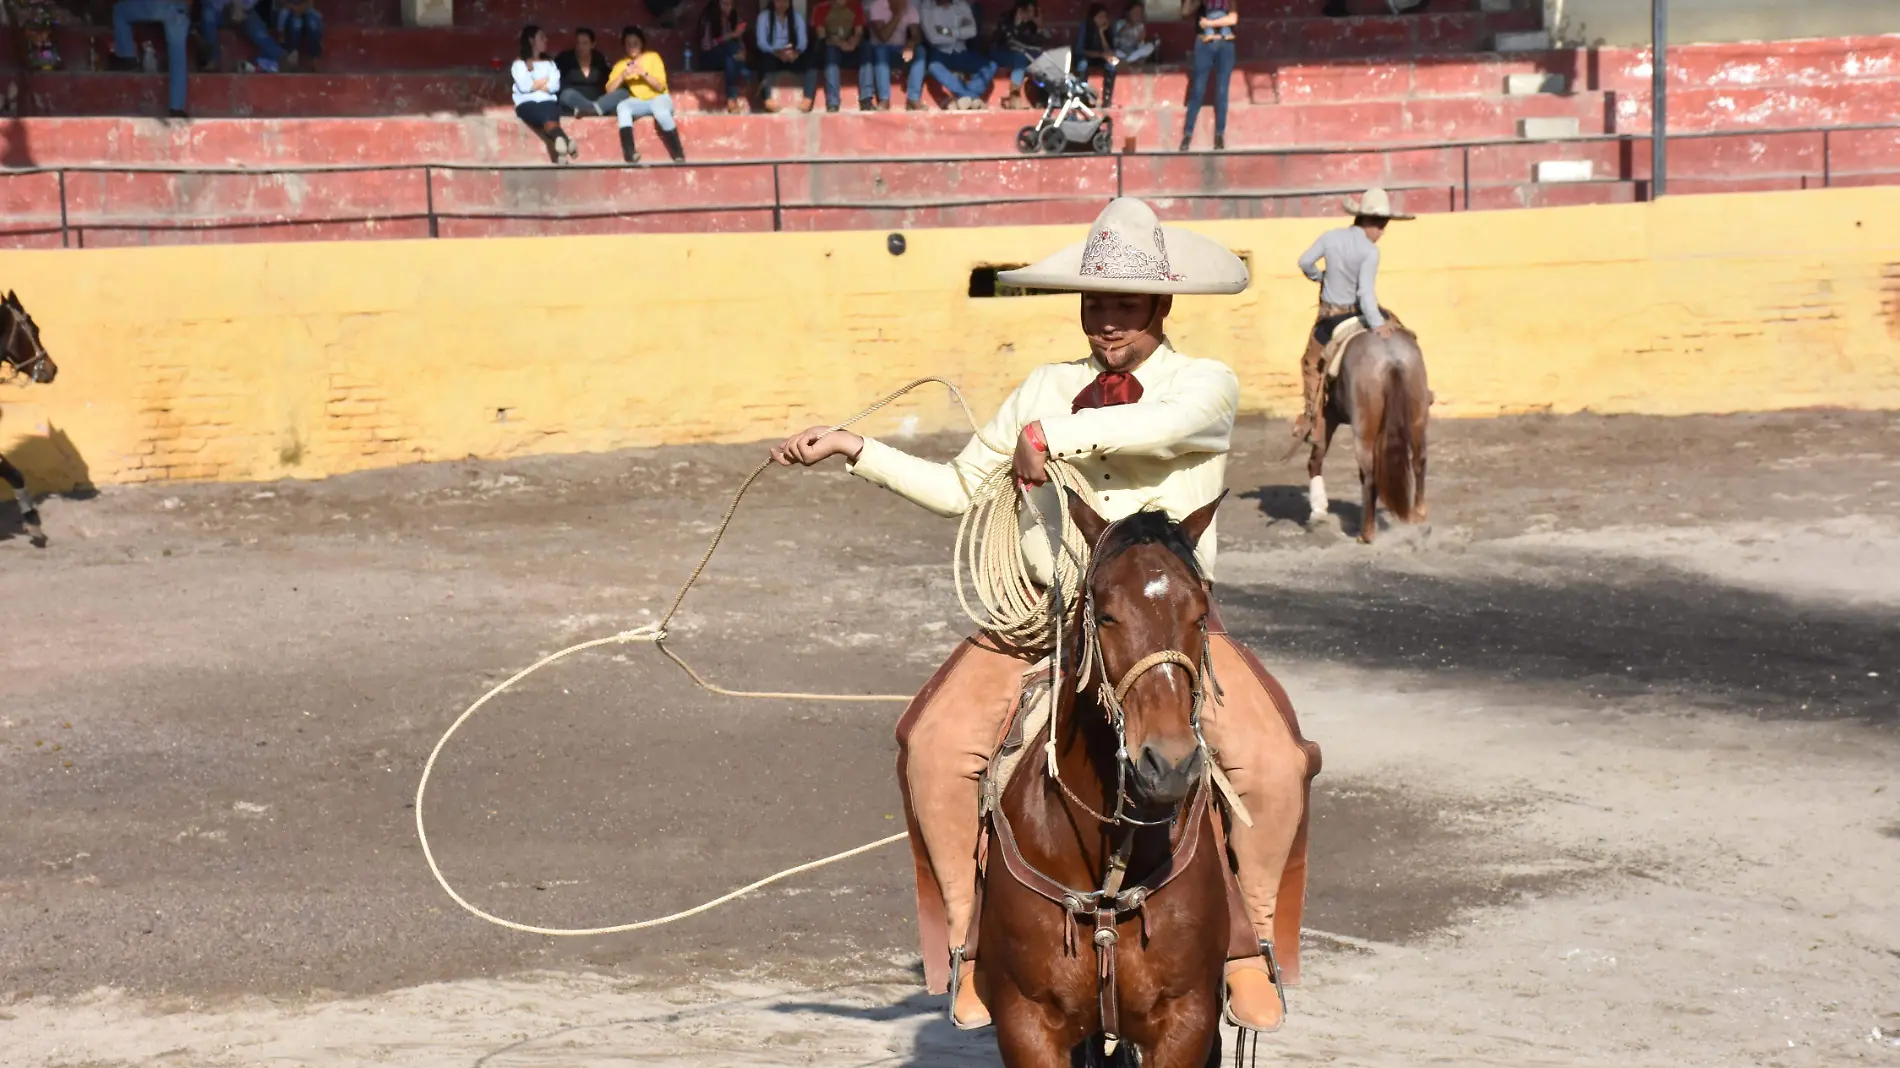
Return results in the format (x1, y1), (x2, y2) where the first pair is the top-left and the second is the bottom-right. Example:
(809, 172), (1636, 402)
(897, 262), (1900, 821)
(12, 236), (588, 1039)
(753, 0), (814, 113)
(810, 0), (866, 112)
(199, 0), (285, 72)
(274, 0), (323, 71)
(695, 0), (751, 114)
(1074, 2), (1115, 106)
(920, 0), (992, 109)
(511, 24), (578, 163)
(861, 0), (920, 112)
(1112, 2), (1155, 66)
(602, 26), (687, 164)
(106, 0), (190, 117)
(556, 27), (613, 114)
(990, 0), (1048, 110)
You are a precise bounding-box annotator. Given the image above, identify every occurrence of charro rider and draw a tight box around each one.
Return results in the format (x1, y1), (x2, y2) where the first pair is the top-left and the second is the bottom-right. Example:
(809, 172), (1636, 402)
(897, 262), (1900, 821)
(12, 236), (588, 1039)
(1290, 186), (1414, 443)
(771, 197), (1317, 1033)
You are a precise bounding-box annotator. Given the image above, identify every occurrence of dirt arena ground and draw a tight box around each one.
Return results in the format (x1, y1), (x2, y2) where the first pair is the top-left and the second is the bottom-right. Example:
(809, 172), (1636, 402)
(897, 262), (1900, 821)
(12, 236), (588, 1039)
(3, 410), (1897, 1068)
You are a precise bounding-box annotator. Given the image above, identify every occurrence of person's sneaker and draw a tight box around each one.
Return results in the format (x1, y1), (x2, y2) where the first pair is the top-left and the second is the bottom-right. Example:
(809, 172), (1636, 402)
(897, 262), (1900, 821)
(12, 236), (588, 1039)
(255, 57), (279, 73)
(859, 97), (876, 111)
(907, 98), (927, 111)
(106, 54), (140, 72)
(1178, 134), (1192, 151)
(826, 102), (840, 113)
(1214, 134), (1225, 150)
(167, 108), (190, 119)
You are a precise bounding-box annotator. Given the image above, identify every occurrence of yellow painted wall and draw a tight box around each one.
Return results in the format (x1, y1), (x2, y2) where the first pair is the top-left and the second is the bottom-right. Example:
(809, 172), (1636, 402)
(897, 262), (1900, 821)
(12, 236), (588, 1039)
(2, 186), (1897, 490)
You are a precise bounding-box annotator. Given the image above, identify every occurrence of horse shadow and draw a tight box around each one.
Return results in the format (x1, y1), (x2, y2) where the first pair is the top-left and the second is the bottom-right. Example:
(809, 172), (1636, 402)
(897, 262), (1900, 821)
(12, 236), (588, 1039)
(0, 422), (94, 543)
(1241, 483), (1365, 537)
(769, 992), (998, 1066)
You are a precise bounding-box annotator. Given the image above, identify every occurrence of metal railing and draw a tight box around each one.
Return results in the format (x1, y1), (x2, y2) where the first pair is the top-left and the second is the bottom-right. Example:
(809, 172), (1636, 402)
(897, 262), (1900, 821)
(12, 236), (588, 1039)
(4, 120), (1894, 247)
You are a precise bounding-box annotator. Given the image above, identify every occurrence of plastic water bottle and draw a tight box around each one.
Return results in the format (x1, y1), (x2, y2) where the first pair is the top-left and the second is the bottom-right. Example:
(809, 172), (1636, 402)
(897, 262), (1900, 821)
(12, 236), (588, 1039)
(140, 41), (158, 73)
(682, 45), (694, 72)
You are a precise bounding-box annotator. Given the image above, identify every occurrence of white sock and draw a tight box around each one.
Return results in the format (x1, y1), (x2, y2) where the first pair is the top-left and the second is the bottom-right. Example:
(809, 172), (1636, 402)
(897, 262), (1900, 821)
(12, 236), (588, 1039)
(1308, 476), (1328, 519)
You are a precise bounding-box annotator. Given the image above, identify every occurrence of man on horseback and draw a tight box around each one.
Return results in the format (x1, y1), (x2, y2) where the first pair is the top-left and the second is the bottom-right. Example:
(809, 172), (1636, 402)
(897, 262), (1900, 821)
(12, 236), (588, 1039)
(772, 198), (1318, 1035)
(1290, 186), (1414, 445)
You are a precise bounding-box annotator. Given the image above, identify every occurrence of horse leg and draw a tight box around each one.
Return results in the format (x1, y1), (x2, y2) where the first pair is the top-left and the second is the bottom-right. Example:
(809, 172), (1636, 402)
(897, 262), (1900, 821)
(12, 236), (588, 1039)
(988, 984), (1086, 1068)
(1355, 420), (1380, 544)
(0, 452), (43, 547)
(1411, 410), (1429, 524)
(1305, 422), (1338, 526)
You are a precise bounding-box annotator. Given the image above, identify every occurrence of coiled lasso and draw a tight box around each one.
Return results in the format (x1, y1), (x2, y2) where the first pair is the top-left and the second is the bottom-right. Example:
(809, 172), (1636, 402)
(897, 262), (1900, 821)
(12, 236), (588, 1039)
(416, 377), (1094, 936)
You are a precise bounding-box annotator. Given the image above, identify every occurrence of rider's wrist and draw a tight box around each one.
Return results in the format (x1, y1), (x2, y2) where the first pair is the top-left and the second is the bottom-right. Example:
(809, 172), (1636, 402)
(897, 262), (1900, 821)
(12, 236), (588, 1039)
(1023, 422), (1048, 454)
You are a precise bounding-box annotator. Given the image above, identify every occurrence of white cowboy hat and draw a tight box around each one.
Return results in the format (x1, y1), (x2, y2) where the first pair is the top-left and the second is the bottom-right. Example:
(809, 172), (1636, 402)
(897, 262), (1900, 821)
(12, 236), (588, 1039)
(1341, 187), (1416, 220)
(997, 197), (1250, 295)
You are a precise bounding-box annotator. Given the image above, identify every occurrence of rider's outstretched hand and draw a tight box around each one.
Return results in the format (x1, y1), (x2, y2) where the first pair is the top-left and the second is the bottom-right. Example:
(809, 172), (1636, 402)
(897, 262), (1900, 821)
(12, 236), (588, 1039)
(771, 426), (865, 467)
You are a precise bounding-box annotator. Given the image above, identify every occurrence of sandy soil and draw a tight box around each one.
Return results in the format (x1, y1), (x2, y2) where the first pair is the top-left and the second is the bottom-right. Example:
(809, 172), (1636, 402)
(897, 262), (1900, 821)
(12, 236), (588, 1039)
(2, 411), (1897, 1068)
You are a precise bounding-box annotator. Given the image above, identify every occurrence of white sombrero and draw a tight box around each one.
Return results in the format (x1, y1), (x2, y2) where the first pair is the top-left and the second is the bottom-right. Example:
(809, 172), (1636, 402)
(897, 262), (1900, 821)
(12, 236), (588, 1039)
(1341, 187), (1416, 220)
(997, 197), (1250, 295)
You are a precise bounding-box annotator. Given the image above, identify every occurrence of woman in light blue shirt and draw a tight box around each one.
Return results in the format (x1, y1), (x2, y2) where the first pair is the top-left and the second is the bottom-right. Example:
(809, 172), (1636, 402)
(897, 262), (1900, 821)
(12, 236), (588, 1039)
(754, 0), (816, 111)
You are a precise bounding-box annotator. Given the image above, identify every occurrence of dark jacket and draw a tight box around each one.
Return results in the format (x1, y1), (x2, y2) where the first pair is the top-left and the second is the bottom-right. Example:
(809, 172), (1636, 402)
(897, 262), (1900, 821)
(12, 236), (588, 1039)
(555, 47), (612, 99)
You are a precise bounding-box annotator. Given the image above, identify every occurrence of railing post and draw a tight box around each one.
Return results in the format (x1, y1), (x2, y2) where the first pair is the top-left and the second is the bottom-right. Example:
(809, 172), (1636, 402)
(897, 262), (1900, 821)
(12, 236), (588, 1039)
(1651, 0), (1668, 198)
(1821, 128), (1831, 189)
(425, 166), (438, 238)
(57, 169), (69, 249)
(1461, 144), (1470, 210)
(772, 163), (783, 233)
(1116, 152), (1124, 199)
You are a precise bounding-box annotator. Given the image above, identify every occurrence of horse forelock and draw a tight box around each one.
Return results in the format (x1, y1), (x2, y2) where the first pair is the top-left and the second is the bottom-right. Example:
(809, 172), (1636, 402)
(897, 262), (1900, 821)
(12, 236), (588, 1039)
(1090, 509), (1203, 587)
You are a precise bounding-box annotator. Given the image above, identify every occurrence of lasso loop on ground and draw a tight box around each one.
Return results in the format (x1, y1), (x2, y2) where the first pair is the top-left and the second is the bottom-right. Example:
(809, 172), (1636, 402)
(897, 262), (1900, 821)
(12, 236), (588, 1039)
(416, 377), (1090, 937)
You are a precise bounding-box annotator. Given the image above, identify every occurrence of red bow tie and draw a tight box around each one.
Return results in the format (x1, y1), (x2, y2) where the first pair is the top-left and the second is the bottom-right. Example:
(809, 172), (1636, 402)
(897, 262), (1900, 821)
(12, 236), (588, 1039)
(1072, 371), (1144, 413)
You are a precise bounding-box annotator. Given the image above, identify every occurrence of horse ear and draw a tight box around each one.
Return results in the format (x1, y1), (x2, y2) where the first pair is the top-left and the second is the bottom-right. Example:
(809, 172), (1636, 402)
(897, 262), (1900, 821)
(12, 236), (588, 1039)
(1064, 487), (1109, 547)
(1178, 490), (1226, 548)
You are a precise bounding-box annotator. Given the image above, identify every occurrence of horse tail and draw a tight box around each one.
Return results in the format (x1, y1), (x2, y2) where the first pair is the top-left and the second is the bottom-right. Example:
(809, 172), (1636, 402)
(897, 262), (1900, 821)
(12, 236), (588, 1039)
(1371, 361), (1415, 522)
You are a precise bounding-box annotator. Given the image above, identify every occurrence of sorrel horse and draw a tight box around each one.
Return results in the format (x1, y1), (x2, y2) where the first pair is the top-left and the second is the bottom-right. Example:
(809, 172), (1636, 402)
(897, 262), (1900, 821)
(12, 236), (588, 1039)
(1307, 328), (1429, 544)
(977, 491), (1232, 1068)
(0, 290), (57, 548)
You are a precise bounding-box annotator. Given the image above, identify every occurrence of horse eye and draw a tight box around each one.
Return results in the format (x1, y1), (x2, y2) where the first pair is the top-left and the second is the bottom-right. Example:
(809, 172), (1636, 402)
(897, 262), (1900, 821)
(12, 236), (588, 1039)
(1097, 613), (1117, 626)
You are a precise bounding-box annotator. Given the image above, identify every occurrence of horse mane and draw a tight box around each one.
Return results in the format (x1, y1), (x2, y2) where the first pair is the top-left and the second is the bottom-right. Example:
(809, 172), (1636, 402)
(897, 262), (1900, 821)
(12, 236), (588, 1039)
(1093, 509), (1204, 583)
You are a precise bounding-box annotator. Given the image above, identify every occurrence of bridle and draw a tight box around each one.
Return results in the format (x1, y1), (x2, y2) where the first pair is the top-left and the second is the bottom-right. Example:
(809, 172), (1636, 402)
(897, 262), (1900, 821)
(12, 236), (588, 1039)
(1048, 517), (1219, 828)
(1, 307), (51, 384)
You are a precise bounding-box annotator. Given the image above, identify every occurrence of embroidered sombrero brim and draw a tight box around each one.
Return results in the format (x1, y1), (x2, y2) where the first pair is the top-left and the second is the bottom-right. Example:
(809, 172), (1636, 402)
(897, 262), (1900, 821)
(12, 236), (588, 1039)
(997, 198), (1250, 295)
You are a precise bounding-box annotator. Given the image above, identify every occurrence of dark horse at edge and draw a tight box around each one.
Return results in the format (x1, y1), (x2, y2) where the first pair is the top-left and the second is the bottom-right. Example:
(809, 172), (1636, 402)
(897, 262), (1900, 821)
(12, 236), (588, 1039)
(978, 491), (1235, 1068)
(0, 290), (57, 547)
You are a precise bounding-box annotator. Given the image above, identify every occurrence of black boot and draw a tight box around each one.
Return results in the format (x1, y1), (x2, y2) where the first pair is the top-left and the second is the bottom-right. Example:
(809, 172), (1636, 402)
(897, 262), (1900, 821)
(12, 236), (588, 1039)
(658, 127), (686, 163)
(619, 126), (641, 164)
(1214, 133), (1225, 150)
(1100, 71), (1115, 108)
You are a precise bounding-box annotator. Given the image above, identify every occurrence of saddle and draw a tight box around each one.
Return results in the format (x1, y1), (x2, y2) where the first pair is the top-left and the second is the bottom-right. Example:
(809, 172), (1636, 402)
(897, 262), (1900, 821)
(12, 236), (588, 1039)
(1324, 316), (1371, 380)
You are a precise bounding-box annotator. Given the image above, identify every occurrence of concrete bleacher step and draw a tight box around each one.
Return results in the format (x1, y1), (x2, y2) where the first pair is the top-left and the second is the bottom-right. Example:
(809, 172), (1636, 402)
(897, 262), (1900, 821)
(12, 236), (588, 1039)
(1505, 72), (1566, 95)
(1493, 30), (1551, 52)
(1518, 115), (1580, 138)
(1534, 158), (1594, 182)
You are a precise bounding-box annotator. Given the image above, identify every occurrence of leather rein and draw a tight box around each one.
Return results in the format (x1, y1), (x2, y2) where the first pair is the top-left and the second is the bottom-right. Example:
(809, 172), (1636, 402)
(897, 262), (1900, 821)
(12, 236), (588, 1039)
(1, 308), (50, 383)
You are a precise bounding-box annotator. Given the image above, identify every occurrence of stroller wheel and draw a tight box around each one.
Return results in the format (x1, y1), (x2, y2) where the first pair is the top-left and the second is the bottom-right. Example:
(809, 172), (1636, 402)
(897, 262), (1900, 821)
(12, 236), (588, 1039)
(1039, 125), (1067, 154)
(1091, 120), (1114, 154)
(1016, 125), (1041, 154)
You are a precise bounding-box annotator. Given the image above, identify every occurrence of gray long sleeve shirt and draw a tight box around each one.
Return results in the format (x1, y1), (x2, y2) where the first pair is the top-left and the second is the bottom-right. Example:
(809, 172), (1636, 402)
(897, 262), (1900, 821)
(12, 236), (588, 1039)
(1297, 226), (1384, 328)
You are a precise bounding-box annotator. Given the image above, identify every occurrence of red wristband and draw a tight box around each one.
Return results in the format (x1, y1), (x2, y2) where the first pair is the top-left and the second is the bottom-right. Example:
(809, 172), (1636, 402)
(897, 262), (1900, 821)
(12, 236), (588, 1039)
(1023, 422), (1048, 454)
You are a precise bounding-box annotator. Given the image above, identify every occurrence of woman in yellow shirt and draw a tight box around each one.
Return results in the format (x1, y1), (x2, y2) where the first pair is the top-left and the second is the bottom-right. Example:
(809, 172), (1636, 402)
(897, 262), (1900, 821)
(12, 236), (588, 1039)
(598, 25), (686, 163)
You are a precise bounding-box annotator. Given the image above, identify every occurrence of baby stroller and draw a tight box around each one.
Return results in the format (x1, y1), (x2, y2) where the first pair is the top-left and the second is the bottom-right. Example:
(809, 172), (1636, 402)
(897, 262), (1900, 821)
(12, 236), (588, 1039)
(1014, 47), (1113, 155)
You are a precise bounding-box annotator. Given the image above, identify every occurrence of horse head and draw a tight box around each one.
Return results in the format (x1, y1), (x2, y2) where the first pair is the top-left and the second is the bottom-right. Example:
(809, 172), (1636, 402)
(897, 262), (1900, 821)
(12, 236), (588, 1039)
(1, 290), (56, 384)
(1064, 489), (1223, 809)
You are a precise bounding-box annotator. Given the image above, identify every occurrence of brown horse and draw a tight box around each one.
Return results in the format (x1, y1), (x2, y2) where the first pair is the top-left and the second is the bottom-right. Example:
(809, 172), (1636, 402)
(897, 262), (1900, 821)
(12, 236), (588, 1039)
(0, 290), (58, 548)
(1306, 328), (1428, 544)
(977, 491), (1231, 1068)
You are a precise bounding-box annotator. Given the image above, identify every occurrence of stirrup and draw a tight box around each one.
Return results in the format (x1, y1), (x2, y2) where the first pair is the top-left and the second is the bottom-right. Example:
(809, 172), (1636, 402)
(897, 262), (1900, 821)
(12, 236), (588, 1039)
(1222, 940), (1288, 1034)
(946, 946), (991, 1031)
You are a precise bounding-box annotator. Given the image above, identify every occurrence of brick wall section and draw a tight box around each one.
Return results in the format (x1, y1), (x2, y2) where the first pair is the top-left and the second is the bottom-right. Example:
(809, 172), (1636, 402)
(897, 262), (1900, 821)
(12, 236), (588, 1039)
(1, 186), (1897, 490)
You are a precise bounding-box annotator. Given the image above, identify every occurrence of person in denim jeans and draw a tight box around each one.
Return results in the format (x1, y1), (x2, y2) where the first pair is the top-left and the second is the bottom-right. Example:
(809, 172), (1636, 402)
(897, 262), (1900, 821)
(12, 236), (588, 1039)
(809, 0), (866, 112)
(1180, 0), (1235, 151)
(199, 0), (285, 73)
(694, 0), (751, 113)
(274, 0), (324, 71)
(920, 0), (992, 109)
(860, 0), (917, 110)
(108, 0), (190, 116)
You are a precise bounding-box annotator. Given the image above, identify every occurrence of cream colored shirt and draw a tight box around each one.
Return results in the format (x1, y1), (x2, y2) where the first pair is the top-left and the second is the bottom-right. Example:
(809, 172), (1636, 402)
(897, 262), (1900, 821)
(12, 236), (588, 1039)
(848, 342), (1239, 578)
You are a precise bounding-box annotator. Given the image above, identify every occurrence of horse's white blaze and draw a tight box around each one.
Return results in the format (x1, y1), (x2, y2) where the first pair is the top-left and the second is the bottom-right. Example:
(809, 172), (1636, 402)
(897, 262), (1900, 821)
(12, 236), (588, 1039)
(1308, 476), (1329, 519)
(1143, 574), (1170, 599)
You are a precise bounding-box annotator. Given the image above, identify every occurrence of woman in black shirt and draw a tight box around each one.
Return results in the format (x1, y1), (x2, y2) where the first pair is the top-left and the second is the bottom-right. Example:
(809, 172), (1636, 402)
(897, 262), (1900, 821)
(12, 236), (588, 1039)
(556, 27), (614, 114)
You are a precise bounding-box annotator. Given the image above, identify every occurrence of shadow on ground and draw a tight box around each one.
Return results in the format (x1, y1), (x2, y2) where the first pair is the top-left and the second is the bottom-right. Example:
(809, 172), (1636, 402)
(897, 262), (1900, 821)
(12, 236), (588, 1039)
(1220, 558), (1897, 727)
